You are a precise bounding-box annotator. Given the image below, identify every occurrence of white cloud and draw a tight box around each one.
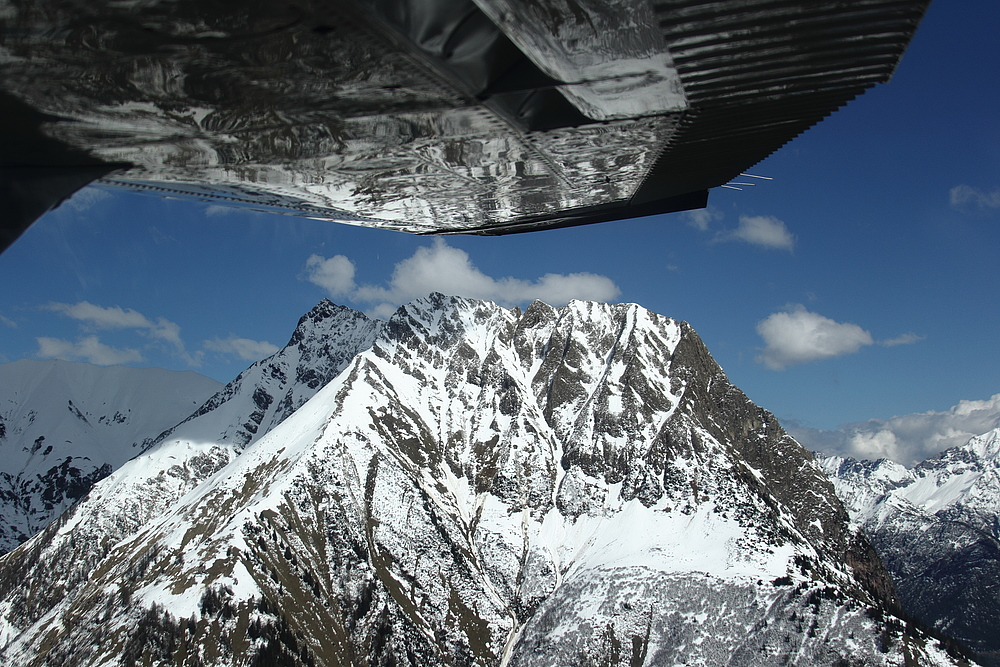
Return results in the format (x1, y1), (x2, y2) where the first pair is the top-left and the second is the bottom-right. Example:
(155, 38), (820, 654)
(879, 332), (924, 347)
(44, 301), (199, 366)
(204, 337), (280, 361)
(755, 308), (924, 369)
(950, 184), (1000, 213)
(0, 313), (15, 328)
(303, 239), (620, 317)
(717, 215), (795, 251)
(303, 254), (356, 297)
(60, 186), (112, 214)
(36, 336), (143, 366)
(683, 206), (724, 231)
(46, 301), (152, 329)
(785, 393), (1000, 466)
(756, 305), (873, 370)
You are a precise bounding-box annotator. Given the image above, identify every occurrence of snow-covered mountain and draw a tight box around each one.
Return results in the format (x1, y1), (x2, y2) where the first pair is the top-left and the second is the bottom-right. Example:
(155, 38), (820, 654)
(0, 299), (380, 647)
(0, 296), (967, 666)
(821, 428), (1000, 666)
(0, 359), (222, 554)
(150, 299), (382, 454)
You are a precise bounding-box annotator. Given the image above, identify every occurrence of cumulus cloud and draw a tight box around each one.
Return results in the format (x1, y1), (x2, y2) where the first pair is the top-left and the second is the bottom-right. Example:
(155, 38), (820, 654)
(785, 393), (1000, 466)
(683, 206), (724, 231)
(950, 184), (1000, 214)
(756, 305), (874, 370)
(44, 301), (199, 366)
(303, 254), (356, 297)
(204, 337), (280, 361)
(36, 336), (143, 366)
(303, 239), (621, 318)
(717, 215), (795, 251)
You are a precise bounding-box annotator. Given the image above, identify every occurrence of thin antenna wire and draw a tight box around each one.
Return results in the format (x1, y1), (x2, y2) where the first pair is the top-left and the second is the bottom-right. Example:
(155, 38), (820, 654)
(740, 173), (774, 180)
(721, 185), (742, 190)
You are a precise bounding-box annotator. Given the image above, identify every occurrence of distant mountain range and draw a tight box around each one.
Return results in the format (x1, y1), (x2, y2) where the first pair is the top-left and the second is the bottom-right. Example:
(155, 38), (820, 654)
(0, 359), (222, 554)
(0, 296), (974, 665)
(821, 428), (1000, 667)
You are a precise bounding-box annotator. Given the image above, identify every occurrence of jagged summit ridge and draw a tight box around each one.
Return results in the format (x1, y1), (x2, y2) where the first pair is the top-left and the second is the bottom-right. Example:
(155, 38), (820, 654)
(154, 298), (381, 451)
(0, 295), (964, 666)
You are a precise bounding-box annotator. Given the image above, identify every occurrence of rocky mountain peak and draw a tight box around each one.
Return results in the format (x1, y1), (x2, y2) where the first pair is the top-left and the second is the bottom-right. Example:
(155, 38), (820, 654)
(918, 427), (1000, 473)
(383, 292), (513, 350)
(969, 427), (1000, 460)
(161, 300), (379, 448)
(287, 299), (370, 347)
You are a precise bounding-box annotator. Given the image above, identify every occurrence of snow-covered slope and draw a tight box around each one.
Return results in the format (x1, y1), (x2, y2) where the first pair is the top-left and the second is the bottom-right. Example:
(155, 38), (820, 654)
(149, 299), (382, 454)
(0, 295), (965, 666)
(0, 300), (379, 647)
(0, 359), (222, 553)
(821, 428), (1000, 665)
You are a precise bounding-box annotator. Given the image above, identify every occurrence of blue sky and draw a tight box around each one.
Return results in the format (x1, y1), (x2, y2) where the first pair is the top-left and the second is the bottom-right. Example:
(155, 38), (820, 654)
(1, 0), (998, 465)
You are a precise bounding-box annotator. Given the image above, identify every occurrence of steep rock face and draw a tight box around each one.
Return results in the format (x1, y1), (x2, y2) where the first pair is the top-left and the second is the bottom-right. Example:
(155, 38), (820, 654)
(0, 296), (964, 666)
(0, 360), (222, 554)
(0, 300), (379, 646)
(822, 429), (1000, 666)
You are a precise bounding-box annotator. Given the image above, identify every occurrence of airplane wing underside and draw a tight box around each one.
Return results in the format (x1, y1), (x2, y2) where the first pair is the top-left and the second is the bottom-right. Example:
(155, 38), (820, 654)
(0, 0), (930, 250)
